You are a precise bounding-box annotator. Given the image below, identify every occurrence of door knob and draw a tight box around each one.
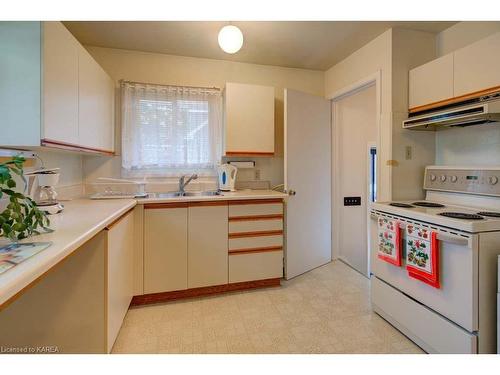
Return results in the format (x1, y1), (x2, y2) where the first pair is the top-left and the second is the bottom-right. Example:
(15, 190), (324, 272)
(288, 190), (296, 196)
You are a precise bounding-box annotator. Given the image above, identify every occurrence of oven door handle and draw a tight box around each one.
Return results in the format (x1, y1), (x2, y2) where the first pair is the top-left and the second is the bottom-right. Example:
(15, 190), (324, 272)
(436, 233), (469, 246)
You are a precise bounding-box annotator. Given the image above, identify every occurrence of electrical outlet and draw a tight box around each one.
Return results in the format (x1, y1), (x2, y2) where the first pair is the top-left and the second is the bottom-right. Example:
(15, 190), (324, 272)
(405, 146), (412, 160)
(254, 169), (261, 180)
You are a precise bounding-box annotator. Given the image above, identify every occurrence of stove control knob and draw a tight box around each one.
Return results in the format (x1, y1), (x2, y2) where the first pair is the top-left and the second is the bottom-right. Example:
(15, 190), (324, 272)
(440, 175), (447, 182)
(430, 174), (437, 181)
(488, 176), (498, 185)
(450, 175), (458, 183)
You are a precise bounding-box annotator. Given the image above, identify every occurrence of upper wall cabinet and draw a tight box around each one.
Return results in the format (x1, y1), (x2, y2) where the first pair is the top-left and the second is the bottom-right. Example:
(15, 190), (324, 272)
(453, 31), (500, 98)
(43, 21), (80, 145)
(409, 53), (454, 110)
(408, 31), (500, 112)
(224, 82), (275, 156)
(0, 21), (115, 155)
(78, 45), (115, 152)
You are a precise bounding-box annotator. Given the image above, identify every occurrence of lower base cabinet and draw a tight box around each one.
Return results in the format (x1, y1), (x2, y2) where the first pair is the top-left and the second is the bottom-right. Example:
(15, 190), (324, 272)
(141, 199), (285, 302)
(105, 210), (134, 353)
(144, 204), (188, 294)
(0, 232), (107, 353)
(229, 250), (284, 283)
(188, 203), (228, 288)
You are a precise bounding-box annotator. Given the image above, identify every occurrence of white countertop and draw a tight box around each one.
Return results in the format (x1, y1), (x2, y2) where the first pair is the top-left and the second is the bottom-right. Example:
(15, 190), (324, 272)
(137, 189), (288, 204)
(0, 198), (136, 307)
(0, 190), (286, 307)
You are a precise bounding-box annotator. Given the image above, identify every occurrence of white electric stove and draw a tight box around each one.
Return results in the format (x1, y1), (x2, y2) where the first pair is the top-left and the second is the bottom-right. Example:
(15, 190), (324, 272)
(370, 166), (500, 354)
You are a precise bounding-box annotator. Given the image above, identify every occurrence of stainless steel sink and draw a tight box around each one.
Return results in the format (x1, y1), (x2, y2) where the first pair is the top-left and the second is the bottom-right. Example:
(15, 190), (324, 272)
(152, 192), (183, 198)
(152, 191), (221, 198)
(183, 191), (222, 197)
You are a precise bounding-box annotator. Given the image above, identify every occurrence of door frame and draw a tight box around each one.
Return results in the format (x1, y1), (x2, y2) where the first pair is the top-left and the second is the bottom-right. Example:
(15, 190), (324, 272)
(328, 71), (382, 264)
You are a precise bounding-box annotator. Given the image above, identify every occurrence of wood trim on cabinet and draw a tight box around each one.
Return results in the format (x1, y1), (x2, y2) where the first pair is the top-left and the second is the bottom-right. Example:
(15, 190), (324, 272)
(188, 201), (228, 207)
(228, 246), (283, 255)
(408, 85), (500, 114)
(228, 230), (283, 239)
(144, 202), (189, 209)
(228, 198), (283, 205)
(130, 278), (281, 306)
(225, 151), (274, 156)
(229, 214), (283, 222)
(41, 138), (115, 156)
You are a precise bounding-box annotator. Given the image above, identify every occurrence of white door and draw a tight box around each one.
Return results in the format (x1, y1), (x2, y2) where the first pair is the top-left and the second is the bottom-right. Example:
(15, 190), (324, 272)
(333, 84), (377, 276)
(284, 89), (331, 279)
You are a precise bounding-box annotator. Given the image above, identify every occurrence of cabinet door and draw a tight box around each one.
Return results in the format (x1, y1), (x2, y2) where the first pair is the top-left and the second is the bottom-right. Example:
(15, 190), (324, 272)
(188, 203), (228, 288)
(409, 53), (454, 110)
(144, 205), (188, 294)
(224, 82), (275, 155)
(78, 45), (115, 152)
(454, 32), (500, 97)
(42, 21), (79, 144)
(106, 210), (134, 353)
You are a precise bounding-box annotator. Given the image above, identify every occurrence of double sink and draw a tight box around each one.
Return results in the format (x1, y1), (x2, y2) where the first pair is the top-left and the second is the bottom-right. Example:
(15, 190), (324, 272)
(151, 191), (222, 198)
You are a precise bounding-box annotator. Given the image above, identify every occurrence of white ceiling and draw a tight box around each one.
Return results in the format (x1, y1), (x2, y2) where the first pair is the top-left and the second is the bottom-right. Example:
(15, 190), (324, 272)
(64, 21), (456, 70)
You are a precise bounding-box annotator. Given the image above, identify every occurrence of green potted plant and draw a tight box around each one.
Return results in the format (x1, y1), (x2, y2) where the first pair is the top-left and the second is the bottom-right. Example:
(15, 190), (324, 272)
(0, 155), (51, 245)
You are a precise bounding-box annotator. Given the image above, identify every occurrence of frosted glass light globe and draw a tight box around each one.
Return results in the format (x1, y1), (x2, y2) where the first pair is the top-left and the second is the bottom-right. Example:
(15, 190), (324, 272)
(218, 25), (244, 54)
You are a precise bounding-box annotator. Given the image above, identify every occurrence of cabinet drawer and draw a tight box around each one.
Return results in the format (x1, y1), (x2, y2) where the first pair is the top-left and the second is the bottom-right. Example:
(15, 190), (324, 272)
(229, 235), (283, 251)
(372, 277), (477, 353)
(229, 250), (283, 283)
(229, 218), (283, 233)
(229, 201), (283, 217)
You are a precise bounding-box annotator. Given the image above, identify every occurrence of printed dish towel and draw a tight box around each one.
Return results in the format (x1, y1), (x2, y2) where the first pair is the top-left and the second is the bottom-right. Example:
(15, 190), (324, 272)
(405, 224), (440, 288)
(377, 217), (402, 266)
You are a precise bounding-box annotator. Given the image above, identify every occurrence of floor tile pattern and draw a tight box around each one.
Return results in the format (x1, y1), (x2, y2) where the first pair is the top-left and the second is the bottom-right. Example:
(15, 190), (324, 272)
(112, 261), (424, 354)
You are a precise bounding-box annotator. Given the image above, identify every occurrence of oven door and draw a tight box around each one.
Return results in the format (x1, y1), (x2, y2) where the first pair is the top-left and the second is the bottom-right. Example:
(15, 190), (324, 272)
(370, 210), (479, 332)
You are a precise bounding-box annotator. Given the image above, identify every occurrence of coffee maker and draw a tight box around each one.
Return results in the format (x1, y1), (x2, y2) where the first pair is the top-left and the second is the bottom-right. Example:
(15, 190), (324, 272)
(26, 168), (64, 214)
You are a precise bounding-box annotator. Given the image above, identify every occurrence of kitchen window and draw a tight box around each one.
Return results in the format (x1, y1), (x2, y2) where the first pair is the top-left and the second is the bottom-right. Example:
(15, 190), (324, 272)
(121, 81), (222, 177)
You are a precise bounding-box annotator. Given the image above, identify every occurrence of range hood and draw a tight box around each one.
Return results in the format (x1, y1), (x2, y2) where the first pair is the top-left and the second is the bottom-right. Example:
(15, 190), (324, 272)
(403, 98), (500, 130)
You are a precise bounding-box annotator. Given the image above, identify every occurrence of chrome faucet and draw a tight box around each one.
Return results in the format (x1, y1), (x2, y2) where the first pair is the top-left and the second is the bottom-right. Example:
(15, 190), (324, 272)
(179, 174), (198, 194)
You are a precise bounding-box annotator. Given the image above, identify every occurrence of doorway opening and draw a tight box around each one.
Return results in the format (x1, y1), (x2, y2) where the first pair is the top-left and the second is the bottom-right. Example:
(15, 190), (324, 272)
(330, 73), (381, 278)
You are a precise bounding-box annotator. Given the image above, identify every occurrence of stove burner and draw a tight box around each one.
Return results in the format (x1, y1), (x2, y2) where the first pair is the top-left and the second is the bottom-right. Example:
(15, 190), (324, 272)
(412, 201), (445, 208)
(389, 203), (415, 208)
(438, 212), (485, 220)
(477, 211), (500, 218)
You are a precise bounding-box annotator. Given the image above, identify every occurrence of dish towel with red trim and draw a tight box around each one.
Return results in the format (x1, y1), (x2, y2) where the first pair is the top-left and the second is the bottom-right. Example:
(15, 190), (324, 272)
(405, 224), (440, 288)
(377, 217), (402, 266)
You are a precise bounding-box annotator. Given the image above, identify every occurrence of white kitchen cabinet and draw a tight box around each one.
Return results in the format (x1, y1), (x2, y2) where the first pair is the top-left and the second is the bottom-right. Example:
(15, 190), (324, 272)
(409, 53), (454, 110)
(188, 203), (228, 288)
(227, 199), (284, 283)
(42, 21), (79, 145)
(229, 250), (284, 283)
(224, 82), (275, 156)
(0, 21), (115, 154)
(78, 45), (115, 152)
(105, 210), (134, 353)
(144, 204), (188, 294)
(453, 31), (500, 97)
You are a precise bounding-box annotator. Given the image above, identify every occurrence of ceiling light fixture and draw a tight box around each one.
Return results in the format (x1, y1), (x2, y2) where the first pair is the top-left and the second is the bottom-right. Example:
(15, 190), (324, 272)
(218, 25), (243, 54)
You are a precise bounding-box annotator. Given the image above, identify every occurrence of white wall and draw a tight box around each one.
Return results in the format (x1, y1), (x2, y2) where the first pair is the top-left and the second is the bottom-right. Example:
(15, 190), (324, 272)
(82, 46), (325, 189)
(436, 21), (500, 56)
(325, 29), (393, 201)
(435, 22), (500, 167)
(325, 28), (437, 201)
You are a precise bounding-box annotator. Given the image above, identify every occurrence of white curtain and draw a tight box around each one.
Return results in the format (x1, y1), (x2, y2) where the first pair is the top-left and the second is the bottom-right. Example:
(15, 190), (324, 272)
(121, 81), (222, 177)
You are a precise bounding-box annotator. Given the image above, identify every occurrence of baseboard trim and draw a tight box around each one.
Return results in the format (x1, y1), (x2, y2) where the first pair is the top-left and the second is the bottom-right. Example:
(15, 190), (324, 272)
(130, 278), (281, 306)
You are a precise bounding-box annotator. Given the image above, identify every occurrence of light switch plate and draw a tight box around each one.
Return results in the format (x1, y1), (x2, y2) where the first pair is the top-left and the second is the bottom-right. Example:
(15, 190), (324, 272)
(405, 146), (412, 160)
